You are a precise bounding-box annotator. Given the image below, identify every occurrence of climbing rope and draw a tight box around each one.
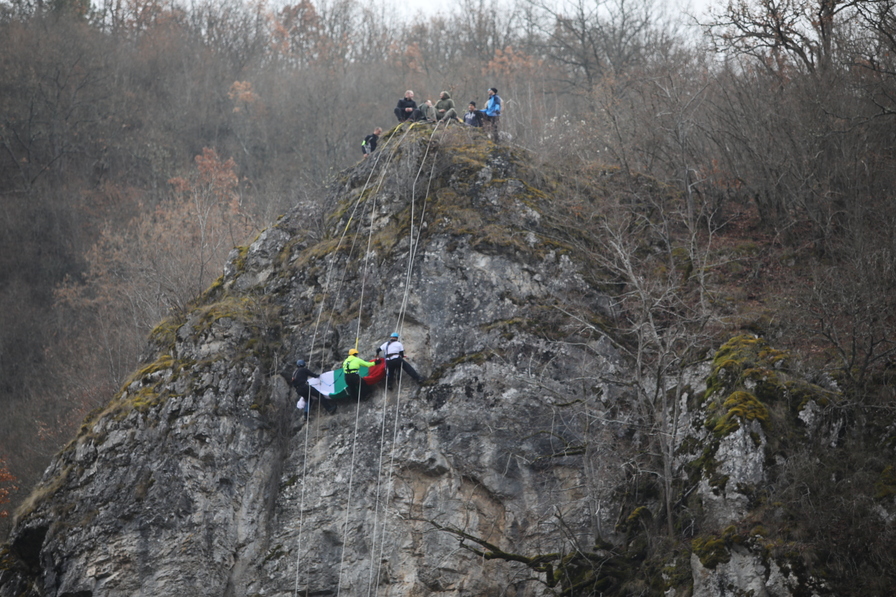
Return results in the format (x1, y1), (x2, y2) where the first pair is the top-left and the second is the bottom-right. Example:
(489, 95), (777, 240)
(334, 155), (384, 597)
(291, 123), (416, 597)
(334, 122), (437, 597)
(366, 122), (445, 597)
(291, 119), (447, 597)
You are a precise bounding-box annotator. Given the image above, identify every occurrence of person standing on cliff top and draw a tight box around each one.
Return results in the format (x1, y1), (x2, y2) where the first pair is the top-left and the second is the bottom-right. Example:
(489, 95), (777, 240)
(463, 101), (483, 127)
(484, 87), (502, 142)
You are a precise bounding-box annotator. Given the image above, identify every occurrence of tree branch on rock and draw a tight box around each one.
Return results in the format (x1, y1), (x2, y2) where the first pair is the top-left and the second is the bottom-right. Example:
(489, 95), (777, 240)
(430, 519), (631, 596)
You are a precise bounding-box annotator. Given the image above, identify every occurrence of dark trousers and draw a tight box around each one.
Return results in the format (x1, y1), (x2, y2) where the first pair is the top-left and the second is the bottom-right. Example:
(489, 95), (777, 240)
(345, 372), (362, 400)
(386, 357), (422, 388)
(485, 114), (500, 141)
(345, 372), (373, 401)
(386, 359), (402, 388)
(395, 107), (421, 122)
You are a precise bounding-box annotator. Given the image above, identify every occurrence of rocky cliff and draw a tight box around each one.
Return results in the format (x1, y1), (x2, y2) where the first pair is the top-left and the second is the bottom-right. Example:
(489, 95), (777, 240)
(1, 125), (889, 596)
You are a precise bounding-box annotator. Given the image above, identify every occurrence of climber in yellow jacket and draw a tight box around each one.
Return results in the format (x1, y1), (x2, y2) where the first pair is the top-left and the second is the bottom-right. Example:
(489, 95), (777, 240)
(343, 348), (375, 401)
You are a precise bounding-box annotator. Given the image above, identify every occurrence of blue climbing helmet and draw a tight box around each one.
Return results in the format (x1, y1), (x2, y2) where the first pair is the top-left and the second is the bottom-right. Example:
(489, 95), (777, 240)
(296, 359), (306, 367)
(390, 332), (399, 338)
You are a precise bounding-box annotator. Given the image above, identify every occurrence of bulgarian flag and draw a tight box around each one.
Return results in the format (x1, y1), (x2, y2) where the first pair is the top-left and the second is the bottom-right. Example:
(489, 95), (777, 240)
(308, 359), (387, 400)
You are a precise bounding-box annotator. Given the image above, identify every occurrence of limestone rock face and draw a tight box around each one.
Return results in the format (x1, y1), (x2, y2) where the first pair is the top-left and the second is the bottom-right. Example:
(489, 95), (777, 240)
(691, 550), (799, 597)
(0, 130), (837, 597)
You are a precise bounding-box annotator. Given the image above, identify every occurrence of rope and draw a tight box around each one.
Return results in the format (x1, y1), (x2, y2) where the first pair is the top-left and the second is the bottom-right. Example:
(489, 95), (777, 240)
(291, 119), (443, 597)
(292, 123), (415, 597)
(334, 122), (428, 597)
(366, 122), (444, 597)
(335, 165), (381, 597)
(372, 153), (439, 596)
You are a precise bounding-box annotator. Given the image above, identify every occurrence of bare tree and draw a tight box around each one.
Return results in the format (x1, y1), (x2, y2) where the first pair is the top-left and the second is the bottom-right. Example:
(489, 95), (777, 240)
(524, 0), (666, 94)
(704, 0), (862, 74)
(788, 212), (896, 401)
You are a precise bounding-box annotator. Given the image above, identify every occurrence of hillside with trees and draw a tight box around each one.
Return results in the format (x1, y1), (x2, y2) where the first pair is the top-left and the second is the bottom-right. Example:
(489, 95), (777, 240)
(1, 0), (895, 579)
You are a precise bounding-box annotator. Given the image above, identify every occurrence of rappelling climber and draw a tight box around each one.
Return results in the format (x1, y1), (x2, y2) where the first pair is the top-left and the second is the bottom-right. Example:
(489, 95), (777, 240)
(375, 332), (424, 390)
(343, 348), (376, 401)
(291, 359), (336, 418)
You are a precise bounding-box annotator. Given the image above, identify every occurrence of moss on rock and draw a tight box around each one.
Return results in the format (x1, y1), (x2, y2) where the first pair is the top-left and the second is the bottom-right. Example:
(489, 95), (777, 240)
(710, 390), (770, 437)
(692, 525), (742, 569)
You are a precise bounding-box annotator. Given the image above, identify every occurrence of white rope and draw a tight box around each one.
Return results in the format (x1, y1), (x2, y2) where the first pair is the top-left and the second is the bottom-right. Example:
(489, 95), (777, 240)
(292, 123), (415, 597)
(334, 122), (424, 597)
(367, 122), (445, 597)
(372, 147), (440, 595)
(335, 168), (380, 597)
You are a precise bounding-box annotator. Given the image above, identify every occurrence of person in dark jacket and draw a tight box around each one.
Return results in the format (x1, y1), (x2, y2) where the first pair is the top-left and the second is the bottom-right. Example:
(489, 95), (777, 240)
(394, 90), (421, 122)
(362, 127), (383, 157)
(463, 102), (483, 127)
(291, 359), (335, 417)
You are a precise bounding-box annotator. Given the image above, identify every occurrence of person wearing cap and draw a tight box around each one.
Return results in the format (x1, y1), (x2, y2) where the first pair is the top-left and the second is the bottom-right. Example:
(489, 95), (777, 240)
(484, 87), (502, 142)
(291, 359), (335, 417)
(376, 332), (423, 390)
(343, 348), (376, 401)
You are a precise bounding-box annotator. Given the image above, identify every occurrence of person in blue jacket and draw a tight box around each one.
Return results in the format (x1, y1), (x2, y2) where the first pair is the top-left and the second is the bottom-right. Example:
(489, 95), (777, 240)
(484, 87), (502, 142)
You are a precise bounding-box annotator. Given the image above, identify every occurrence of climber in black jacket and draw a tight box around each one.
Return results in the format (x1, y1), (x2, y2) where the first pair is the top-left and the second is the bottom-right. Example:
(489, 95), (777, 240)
(291, 359), (336, 417)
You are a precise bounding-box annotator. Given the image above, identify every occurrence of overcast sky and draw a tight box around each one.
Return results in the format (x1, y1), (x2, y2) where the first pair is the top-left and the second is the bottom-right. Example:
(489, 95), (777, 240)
(675, 0), (720, 25)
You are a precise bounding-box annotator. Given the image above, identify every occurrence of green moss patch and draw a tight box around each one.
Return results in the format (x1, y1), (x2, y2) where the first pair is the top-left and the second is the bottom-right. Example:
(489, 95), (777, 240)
(191, 296), (265, 333)
(704, 335), (789, 401)
(709, 390), (770, 437)
(148, 316), (182, 350)
(692, 526), (742, 569)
